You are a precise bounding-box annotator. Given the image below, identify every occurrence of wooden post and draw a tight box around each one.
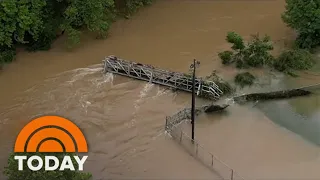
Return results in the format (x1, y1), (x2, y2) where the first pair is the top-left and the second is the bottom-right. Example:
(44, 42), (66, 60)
(180, 130), (183, 143)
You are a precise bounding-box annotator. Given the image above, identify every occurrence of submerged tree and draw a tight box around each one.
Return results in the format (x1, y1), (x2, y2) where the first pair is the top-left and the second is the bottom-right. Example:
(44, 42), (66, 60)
(274, 49), (315, 76)
(218, 32), (274, 69)
(234, 72), (255, 88)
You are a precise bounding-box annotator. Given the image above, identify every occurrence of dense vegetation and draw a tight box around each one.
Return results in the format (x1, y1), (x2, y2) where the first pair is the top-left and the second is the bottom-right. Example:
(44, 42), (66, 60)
(218, 32), (274, 69)
(274, 49), (315, 76)
(4, 152), (92, 180)
(204, 71), (234, 95)
(234, 72), (255, 88)
(282, 0), (320, 49)
(219, 31), (315, 87)
(0, 0), (152, 67)
(216, 0), (320, 88)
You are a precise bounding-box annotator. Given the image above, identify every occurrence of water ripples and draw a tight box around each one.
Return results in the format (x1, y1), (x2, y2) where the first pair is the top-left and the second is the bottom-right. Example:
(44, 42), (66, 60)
(0, 64), (188, 179)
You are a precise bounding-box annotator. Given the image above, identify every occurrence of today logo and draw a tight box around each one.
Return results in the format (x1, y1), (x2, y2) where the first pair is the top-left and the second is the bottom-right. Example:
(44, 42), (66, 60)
(14, 116), (88, 171)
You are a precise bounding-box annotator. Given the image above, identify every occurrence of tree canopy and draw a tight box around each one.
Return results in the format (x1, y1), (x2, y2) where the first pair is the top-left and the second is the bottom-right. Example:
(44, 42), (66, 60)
(218, 32), (274, 69)
(282, 0), (320, 49)
(218, 31), (315, 87)
(0, 0), (152, 66)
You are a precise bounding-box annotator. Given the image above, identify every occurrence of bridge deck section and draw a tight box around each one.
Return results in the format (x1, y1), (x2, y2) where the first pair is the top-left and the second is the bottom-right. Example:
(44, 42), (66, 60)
(103, 55), (223, 99)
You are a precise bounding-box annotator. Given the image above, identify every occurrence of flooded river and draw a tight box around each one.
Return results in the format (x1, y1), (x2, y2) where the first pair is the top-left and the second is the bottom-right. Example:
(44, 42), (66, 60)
(1, 0), (320, 179)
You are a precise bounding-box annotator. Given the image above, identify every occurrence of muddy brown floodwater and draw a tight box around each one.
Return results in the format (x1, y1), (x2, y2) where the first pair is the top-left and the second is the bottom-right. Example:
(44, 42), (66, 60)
(1, 0), (320, 179)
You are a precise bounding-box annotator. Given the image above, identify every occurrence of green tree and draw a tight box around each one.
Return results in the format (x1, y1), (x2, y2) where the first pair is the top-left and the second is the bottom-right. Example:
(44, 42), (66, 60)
(115, 0), (152, 17)
(234, 72), (255, 88)
(0, 46), (16, 65)
(282, 0), (320, 49)
(0, 0), (46, 47)
(61, 0), (116, 48)
(25, 0), (68, 51)
(274, 49), (315, 76)
(0, 0), (116, 49)
(218, 32), (274, 68)
(0, 0), (153, 67)
(4, 152), (92, 180)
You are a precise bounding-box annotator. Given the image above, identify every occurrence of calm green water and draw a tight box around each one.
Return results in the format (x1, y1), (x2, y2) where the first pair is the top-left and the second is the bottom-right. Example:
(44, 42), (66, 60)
(257, 94), (320, 145)
(256, 61), (320, 145)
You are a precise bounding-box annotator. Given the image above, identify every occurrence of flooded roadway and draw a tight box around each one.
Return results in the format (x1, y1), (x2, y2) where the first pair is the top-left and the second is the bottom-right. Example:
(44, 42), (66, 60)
(1, 0), (320, 179)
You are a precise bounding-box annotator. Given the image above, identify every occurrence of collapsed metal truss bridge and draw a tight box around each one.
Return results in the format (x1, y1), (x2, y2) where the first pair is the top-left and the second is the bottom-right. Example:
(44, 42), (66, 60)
(103, 55), (223, 99)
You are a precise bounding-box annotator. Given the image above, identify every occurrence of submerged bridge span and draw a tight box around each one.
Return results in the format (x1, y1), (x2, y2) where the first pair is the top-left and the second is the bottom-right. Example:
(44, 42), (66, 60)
(103, 55), (223, 99)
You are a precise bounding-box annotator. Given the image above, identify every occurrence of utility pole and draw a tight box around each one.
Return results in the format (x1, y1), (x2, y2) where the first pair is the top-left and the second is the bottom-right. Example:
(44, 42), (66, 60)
(190, 59), (200, 141)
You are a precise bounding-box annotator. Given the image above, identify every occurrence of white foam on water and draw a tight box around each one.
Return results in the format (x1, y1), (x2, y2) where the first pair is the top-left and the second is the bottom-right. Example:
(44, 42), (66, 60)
(172, 92), (178, 100)
(139, 83), (154, 99)
(20, 66), (110, 116)
(66, 66), (104, 84)
(104, 73), (114, 87)
(152, 86), (171, 100)
(225, 98), (235, 105)
(55, 66), (114, 114)
(129, 83), (155, 128)
(134, 83), (154, 111)
(52, 64), (102, 77)
(152, 131), (166, 141)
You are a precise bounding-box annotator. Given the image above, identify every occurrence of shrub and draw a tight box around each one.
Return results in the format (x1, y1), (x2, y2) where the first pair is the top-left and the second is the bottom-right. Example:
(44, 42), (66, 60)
(215, 81), (234, 95)
(218, 32), (274, 68)
(274, 49), (314, 76)
(219, 51), (234, 65)
(226, 32), (245, 51)
(234, 72), (255, 87)
(0, 47), (16, 67)
(245, 34), (274, 67)
(204, 71), (234, 95)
